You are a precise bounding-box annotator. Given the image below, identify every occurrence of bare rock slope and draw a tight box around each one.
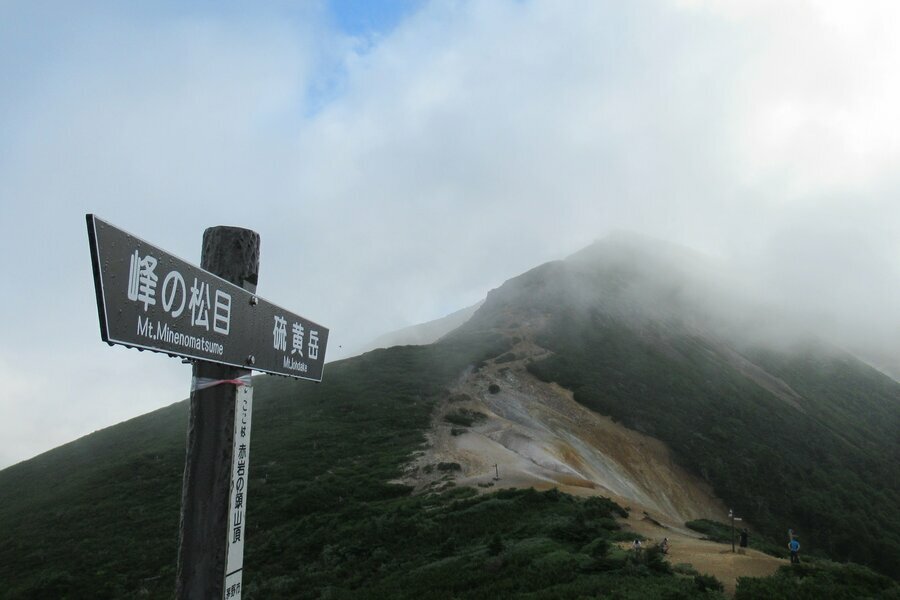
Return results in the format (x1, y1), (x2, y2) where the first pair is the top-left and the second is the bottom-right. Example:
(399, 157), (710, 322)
(399, 338), (724, 527)
(396, 337), (785, 594)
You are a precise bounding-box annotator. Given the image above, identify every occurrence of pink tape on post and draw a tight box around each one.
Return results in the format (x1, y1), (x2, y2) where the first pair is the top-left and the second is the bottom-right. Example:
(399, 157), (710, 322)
(191, 374), (253, 392)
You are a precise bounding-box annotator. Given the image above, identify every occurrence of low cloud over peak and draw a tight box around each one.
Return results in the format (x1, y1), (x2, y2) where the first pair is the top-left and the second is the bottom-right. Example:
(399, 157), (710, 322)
(1, 0), (898, 467)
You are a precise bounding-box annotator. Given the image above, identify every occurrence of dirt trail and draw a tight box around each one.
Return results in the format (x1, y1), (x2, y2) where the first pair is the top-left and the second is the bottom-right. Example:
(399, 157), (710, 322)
(624, 512), (784, 596)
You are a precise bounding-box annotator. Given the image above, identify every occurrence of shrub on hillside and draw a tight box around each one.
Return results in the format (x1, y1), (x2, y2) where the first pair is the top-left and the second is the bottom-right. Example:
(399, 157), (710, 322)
(672, 563), (699, 576)
(643, 545), (672, 574)
(694, 573), (724, 593)
(444, 409), (487, 427)
(488, 534), (505, 556)
(735, 562), (899, 599)
(495, 352), (517, 364)
(582, 537), (611, 558)
(583, 495), (629, 519)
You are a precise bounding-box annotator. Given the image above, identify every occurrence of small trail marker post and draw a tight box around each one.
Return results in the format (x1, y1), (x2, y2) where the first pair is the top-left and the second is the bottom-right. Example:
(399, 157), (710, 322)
(86, 216), (329, 600)
(729, 509), (742, 553)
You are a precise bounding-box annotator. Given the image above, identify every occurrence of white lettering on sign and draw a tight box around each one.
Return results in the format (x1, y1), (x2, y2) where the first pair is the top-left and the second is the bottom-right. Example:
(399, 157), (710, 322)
(291, 322), (304, 357)
(90, 216), (329, 379)
(213, 290), (232, 335)
(137, 314), (154, 338)
(129, 253), (233, 335)
(283, 356), (309, 373)
(127, 250), (159, 311)
(273, 316), (287, 351)
(308, 330), (319, 361)
(224, 385), (252, 600)
(161, 270), (187, 318)
(135, 315), (225, 356)
(189, 278), (211, 330)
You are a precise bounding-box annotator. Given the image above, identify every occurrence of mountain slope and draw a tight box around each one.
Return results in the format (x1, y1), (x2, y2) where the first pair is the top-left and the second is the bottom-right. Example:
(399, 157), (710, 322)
(450, 235), (900, 576)
(397, 342), (726, 525)
(1, 234), (898, 598)
(348, 301), (484, 357)
(0, 332), (512, 598)
(0, 328), (748, 599)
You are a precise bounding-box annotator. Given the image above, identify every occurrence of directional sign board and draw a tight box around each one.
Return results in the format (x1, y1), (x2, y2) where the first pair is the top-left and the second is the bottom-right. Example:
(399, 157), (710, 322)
(86, 215), (328, 380)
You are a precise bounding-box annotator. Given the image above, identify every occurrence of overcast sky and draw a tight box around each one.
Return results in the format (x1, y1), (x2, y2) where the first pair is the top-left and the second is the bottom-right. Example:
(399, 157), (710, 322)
(1, 0), (898, 469)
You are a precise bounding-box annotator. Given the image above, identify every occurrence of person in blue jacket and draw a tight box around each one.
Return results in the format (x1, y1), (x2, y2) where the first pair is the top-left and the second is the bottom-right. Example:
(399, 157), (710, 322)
(789, 537), (801, 563)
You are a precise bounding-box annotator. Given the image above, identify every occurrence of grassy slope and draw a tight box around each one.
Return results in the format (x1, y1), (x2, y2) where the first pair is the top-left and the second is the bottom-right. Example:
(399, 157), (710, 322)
(0, 397), (188, 598)
(0, 331), (727, 599)
(0, 332), (499, 598)
(735, 561), (900, 599)
(2, 242), (898, 598)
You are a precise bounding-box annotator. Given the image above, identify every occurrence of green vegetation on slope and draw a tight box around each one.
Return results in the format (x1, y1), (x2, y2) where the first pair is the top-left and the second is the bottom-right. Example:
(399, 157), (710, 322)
(0, 332), (501, 598)
(735, 561), (900, 599)
(524, 305), (900, 578)
(0, 394), (188, 598)
(244, 486), (726, 599)
(3, 238), (899, 597)
(0, 330), (725, 599)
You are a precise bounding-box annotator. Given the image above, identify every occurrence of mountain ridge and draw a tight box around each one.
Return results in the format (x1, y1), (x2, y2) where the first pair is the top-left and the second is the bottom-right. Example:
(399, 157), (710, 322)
(453, 237), (900, 575)
(1, 234), (898, 597)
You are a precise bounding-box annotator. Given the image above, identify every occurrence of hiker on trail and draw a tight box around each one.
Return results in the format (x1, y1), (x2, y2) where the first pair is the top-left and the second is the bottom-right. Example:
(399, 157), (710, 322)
(789, 537), (801, 564)
(739, 529), (748, 554)
(629, 539), (643, 564)
(659, 538), (669, 555)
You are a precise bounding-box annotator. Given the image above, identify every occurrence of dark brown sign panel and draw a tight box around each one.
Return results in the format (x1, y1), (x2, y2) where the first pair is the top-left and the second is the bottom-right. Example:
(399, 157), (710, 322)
(86, 214), (328, 381)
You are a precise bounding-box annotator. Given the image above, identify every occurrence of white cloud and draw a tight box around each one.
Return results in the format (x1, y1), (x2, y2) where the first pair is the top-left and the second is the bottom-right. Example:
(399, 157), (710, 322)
(676, 0), (900, 199)
(1, 0), (899, 467)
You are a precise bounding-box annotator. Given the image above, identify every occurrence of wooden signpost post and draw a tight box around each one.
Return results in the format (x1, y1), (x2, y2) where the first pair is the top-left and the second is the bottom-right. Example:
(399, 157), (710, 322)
(729, 508), (742, 553)
(86, 215), (329, 599)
